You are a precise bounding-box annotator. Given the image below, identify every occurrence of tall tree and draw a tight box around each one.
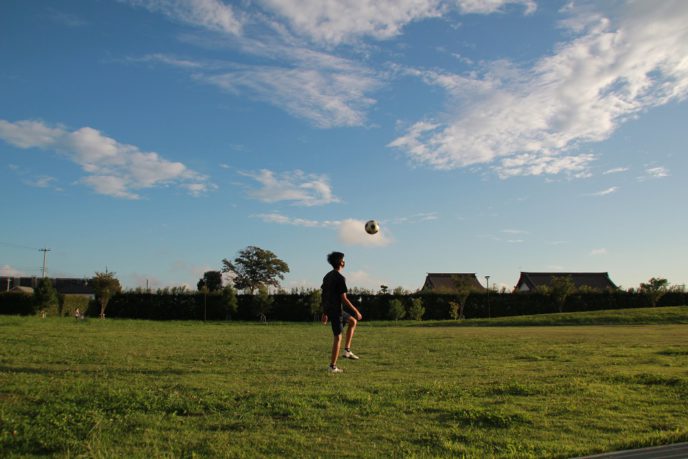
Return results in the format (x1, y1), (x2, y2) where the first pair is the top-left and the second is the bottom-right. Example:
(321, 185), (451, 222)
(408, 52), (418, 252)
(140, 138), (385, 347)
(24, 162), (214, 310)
(91, 272), (122, 319)
(34, 278), (58, 315)
(550, 275), (576, 313)
(222, 284), (238, 320)
(197, 270), (223, 292)
(452, 275), (478, 319)
(639, 277), (669, 307)
(222, 246), (289, 294)
(252, 285), (273, 322)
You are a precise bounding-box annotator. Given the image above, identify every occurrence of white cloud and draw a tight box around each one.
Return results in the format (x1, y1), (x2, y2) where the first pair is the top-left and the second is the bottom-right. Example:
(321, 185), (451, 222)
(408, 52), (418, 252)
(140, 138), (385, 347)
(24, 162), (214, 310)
(254, 213), (392, 247)
(259, 0), (535, 45)
(126, 0), (242, 36)
(240, 169), (340, 206)
(127, 53), (204, 69)
(456, 0), (536, 15)
(202, 62), (378, 128)
(603, 166), (629, 175)
(125, 0), (534, 129)
(0, 119), (211, 199)
(590, 248), (607, 256)
(345, 269), (386, 290)
(390, 212), (439, 224)
(638, 166), (669, 181)
(338, 219), (392, 247)
(502, 228), (528, 234)
(259, 0), (443, 45)
(496, 153), (596, 178)
(253, 212), (339, 228)
(587, 186), (619, 196)
(0, 265), (25, 277)
(24, 176), (57, 188)
(389, 2), (688, 177)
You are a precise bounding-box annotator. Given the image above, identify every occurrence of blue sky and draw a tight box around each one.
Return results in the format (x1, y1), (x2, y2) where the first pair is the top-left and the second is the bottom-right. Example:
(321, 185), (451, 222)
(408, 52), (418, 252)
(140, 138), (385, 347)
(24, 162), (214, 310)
(1, 0), (686, 292)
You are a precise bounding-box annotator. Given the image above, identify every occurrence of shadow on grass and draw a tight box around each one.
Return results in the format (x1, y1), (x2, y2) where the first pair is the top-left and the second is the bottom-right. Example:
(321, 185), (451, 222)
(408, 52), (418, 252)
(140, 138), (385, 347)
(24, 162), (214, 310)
(0, 365), (189, 376)
(412, 306), (688, 328)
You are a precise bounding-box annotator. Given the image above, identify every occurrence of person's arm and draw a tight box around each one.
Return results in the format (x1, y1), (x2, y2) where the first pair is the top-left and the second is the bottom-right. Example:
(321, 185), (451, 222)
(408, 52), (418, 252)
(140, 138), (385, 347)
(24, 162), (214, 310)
(341, 293), (362, 320)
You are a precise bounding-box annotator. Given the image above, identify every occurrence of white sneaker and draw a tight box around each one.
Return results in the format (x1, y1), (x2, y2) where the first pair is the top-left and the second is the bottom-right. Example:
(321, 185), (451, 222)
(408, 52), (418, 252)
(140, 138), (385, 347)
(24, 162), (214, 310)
(328, 365), (343, 373)
(343, 350), (359, 360)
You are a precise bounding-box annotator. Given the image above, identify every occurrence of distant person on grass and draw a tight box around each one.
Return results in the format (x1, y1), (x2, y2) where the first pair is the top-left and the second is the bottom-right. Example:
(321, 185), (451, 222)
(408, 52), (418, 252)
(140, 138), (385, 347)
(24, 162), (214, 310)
(321, 251), (363, 373)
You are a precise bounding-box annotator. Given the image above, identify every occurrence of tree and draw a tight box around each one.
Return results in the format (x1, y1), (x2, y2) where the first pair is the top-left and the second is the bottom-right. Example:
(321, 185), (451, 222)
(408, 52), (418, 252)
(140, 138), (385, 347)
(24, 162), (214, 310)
(222, 246), (290, 294)
(34, 278), (58, 315)
(91, 272), (122, 319)
(197, 270), (223, 292)
(387, 298), (406, 321)
(306, 289), (322, 321)
(550, 275), (576, 313)
(252, 285), (273, 321)
(452, 275), (477, 319)
(640, 277), (669, 307)
(221, 284), (238, 320)
(407, 297), (425, 321)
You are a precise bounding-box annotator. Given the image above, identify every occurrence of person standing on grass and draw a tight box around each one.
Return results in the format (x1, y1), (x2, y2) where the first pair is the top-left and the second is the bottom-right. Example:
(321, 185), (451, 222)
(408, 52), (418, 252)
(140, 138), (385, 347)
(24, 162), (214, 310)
(321, 251), (363, 373)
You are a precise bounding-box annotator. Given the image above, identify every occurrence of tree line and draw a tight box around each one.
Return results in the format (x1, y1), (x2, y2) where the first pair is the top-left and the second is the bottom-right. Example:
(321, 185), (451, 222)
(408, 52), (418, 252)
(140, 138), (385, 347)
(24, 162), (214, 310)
(0, 246), (685, 320)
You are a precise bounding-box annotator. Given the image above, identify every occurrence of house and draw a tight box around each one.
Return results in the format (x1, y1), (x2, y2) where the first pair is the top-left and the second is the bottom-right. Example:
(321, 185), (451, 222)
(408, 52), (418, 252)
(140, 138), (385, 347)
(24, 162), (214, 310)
(514, 272), (617, 292)
(422, 273), (485, 292)
(1, 276), (94, 296)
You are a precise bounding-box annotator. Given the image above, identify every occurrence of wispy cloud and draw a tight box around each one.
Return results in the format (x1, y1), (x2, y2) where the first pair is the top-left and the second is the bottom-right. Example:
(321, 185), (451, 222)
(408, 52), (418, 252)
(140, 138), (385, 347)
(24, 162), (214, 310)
(590, 248), (607, 256)
(390, 212), (439, 224)
(253, 213), (392, 247)
(202, 63), (378, 128)
(24, 175), (59, 190)
(49, 9), (88, 27)
(261, 0), (535, 45)
(389, 2), (688, 177)
(638, 166), (669, 181)
(240, 169), (339, 206)
(0, 119), (212, 199)
(126, 0), (242, 36)
(603, 166), (629, 175)
(124, 1), (535, 129)
(253, 213), (339, 228)
(587, 186), (619, 197)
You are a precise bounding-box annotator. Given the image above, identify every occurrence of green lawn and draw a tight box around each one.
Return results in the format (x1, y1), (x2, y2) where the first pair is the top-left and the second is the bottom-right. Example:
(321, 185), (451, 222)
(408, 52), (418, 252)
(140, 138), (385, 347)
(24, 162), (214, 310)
(1, 307), (687, 458)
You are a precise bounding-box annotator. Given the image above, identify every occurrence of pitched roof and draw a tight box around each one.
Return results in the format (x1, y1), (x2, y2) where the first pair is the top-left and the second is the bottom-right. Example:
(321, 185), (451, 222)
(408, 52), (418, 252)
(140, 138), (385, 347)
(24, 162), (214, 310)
(1, 277), (94, 295)
(515, 272), (617, 291)
(422, 273), (485, 292)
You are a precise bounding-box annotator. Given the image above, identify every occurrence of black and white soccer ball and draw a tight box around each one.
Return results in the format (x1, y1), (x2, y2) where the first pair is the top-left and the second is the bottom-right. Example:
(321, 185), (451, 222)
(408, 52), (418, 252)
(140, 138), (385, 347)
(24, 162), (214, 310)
(365, 220), (379, 235)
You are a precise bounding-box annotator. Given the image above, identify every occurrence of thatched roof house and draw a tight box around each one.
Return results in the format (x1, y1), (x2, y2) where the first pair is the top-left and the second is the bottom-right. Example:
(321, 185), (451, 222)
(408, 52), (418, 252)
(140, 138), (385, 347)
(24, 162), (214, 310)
(515, 272), (617, 292)
(422, 273), (485, 292)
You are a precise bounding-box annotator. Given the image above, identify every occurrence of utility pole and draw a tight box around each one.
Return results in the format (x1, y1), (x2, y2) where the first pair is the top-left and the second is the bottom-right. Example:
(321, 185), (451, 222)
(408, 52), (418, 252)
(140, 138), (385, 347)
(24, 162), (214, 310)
(39, 247), (51, 278)
(485, 275), (491, 318)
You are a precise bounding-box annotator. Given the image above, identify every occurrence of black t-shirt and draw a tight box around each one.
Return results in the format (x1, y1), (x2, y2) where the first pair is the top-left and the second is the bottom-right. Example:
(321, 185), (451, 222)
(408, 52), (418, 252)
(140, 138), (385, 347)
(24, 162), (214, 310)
(321, 270), (347, 314)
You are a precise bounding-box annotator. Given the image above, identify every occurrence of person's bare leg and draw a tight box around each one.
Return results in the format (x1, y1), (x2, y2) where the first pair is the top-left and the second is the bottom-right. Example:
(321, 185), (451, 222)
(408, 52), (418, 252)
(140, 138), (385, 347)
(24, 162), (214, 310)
(331, 334), (342, 366)
(344, 317), (357, 350)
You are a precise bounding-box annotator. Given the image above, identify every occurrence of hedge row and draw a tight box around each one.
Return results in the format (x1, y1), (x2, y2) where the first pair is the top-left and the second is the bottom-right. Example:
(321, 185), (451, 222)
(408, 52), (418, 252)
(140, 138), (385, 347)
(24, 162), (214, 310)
(3, 290), (687, 321)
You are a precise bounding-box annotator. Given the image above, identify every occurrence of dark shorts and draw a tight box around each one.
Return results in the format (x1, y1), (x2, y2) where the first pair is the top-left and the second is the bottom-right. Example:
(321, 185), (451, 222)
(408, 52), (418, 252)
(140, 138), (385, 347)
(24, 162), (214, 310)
(329, 310), (352, 336)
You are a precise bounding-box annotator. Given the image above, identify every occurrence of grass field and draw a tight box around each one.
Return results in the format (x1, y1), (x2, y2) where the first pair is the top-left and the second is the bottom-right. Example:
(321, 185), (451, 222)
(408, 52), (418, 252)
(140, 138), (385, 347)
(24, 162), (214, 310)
(1, 307), (687, 458)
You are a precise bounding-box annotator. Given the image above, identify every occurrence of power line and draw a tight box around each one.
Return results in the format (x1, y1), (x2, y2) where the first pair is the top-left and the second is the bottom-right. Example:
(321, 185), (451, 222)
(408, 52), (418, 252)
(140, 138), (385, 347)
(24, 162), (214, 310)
(0, 241), (39, 251)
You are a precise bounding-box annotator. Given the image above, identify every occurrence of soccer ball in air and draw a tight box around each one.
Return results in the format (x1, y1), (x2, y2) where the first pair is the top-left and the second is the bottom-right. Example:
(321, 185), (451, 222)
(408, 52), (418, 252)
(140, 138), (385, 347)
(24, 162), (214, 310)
(365, 220), (379, 235)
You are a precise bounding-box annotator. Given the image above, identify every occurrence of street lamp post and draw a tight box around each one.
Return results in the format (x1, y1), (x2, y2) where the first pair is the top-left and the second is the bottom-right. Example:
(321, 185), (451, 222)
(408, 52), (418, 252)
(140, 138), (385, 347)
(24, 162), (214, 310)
(485, 275), (491, 318)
